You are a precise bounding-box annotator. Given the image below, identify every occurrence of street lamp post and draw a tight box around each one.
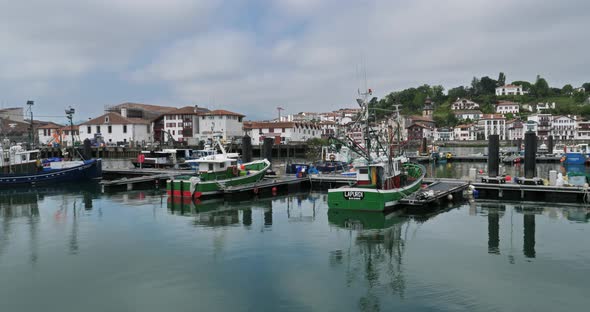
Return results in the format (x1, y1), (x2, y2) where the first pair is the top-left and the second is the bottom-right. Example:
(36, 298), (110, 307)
(66, 107), (75, 159)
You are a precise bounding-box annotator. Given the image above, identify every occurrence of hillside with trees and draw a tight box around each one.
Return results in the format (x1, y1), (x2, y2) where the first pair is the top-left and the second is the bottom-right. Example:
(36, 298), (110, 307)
(370, 73), (590, 127)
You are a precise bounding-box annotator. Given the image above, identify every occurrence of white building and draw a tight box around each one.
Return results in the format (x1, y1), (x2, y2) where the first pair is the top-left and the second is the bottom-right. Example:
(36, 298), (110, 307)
(453, 124), (478, 141)
(577, 120), (590, 140)
(506, 120), (524, 141)
(536, 102), (556, 113)
(319, 121), (337, 138)
(243, 121), (321, 145)
(496, 84), (527, 96)
(159, 106), (206, 142)
(551, 115), (577, 141)
(198, 110), (245, 142)
(37, 122), (63, 146)
(453, 110), (482, 121)
(478, 114), (506, 140)
(495, 101), (520, 115)
(451, 98), (480, 110)
(434, 128), (454, 141)
(527, 114), (552, 140)
(79, 112), (151, 146)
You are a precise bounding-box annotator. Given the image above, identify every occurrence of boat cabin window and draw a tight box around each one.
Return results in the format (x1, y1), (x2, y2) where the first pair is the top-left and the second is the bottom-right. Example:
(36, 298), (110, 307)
(220, 162), (225, 169)
(359, 168), (369, 174)
(208, 163), (214, 171)
(231, 161), (237, 166)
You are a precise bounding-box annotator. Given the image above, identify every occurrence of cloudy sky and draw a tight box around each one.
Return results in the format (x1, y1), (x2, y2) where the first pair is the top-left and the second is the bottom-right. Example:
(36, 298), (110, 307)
(1, 0), (588, 122)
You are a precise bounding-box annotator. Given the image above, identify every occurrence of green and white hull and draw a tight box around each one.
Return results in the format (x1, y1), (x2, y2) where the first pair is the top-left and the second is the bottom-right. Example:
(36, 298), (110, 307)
(327, 163), (425, 212)
(167, 159), (271, 198)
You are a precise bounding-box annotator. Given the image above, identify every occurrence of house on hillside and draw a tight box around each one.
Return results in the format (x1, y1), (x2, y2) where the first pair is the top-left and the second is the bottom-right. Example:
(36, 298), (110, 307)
(453, 110), (482, 121)
(536, 102), (555, 113)
(495, 84), (527, 96)
(495, 101), (520, 115)
(451, 98), (480, 110)
(79, 111), (151, 146)
(243, 121), (321, 145)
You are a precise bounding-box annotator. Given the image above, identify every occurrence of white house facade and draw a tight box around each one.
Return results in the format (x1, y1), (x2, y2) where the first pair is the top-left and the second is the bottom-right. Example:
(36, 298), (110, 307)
(243, 121), (321, 145)
(478, 114), (506, 140)
(453, 110), (482, 121)
(451, 98), (480, 110)
(79, 112), (151, 146)
(198, 110), (245, 142)
(453, 124), (478, 141)
(496, 84), (527, 96)
(551, 115), (577, 141)
(495, 101), (520, 115)
(434, 128), (454, 141)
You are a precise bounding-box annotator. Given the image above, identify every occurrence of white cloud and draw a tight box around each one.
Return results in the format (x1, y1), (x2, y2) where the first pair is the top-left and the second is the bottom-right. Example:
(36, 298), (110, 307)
(1, 0), (589, 120)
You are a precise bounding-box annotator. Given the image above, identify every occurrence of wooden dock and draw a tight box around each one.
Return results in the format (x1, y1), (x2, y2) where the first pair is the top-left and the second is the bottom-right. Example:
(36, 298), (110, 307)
(399, 179), (469, 207)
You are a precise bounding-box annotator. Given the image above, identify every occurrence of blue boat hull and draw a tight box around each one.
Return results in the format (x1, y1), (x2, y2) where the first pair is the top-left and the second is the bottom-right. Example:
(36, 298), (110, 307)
(0, 159), (102, 186)
(564, 153), (586, 165)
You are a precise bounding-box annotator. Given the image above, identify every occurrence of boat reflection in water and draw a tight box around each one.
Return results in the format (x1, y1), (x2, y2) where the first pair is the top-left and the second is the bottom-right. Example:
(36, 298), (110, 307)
(327, 209), (416, 310)
(0, 182), (98, 263)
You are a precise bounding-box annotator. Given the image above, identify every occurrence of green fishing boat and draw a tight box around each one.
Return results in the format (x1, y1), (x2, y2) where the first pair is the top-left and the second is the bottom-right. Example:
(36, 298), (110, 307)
(166, 139), (271, 199)
(327, 89), (426, 212)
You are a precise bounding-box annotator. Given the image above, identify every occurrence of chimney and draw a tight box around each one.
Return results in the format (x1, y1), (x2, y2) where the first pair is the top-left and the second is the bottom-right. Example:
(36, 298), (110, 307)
(121, 108), (127, 118)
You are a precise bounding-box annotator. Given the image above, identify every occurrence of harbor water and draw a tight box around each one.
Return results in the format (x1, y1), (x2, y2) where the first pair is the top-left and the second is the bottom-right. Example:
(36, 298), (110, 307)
(1, 186), (589, 311)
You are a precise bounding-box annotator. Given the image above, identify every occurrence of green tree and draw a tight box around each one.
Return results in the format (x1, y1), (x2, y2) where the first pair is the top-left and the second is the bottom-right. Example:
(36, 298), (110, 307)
(511, 80), (532, 91)
(480, 76), (498, 95)
(470, 77), (481, 96)
(448, 86), (469, 100)
(497, 72), (506, 86)
(573, 90), (587, 103)
(562, 84), (574, 95)
(582, 82), (590, 92)
(533, 75), (549, 98)
(504, 112), (514, 120)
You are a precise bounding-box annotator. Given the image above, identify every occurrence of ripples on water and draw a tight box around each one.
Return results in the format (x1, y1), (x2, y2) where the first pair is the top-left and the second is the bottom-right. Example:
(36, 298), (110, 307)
(0, 185), (589, 312)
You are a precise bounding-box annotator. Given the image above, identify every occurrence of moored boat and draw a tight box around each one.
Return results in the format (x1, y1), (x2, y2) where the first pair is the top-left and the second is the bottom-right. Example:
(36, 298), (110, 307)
(326, 89), (426, 212)
(0, 146), (102, 186)
(166, 158), (271, 199)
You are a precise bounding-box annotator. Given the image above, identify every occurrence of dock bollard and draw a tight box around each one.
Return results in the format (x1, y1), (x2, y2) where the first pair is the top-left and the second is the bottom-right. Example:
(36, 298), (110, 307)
(549, 170), (557, 186)
(469, 168), (477, 181)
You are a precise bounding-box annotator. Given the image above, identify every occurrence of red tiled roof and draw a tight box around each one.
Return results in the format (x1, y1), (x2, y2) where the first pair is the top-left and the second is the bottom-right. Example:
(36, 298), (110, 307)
(455, 124), (474, 129)
(205, 109), (245, 117)
(480, 114), (505, 119)
(38, 122), (63, 129)
(244, 121), (319, 129)
(81, 112), (151, 125)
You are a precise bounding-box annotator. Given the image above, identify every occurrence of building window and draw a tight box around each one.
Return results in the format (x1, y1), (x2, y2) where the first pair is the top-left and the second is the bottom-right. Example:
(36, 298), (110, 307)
(282, 128), (285, 133)
(269, 128), (274, 133)
(108, 125), (112, 133)
(96, 126), (101, 134)
(105, 116), (109, 123)
(87, 126), (91, 134)
(123, 125), (127, 133)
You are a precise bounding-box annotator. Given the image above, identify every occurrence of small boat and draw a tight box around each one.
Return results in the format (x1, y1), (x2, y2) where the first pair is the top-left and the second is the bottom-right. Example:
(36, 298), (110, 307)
(132, 149), (195, 169)
(562, 144), (589, 165)
(166, 140), (271, 199)
(0, 146), (102, 186)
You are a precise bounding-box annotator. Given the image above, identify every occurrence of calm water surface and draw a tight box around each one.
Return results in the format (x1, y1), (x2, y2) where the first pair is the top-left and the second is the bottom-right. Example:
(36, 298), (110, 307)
(1, 186), (589, 311)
